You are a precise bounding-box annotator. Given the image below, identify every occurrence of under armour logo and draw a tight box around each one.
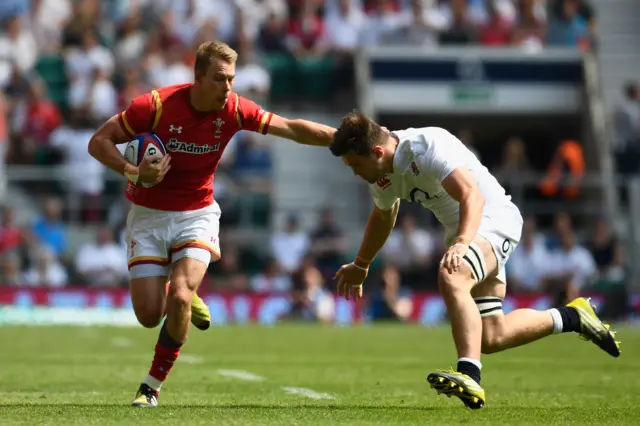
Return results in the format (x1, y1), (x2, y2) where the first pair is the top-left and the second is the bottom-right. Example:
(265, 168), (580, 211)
(169, 124), (182, 133)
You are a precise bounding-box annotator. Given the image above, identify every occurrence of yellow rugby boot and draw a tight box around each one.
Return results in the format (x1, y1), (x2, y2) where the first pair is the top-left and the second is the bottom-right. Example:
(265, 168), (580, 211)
(190, 292), (211, 330)
(131, 383), (158, 407)
(567, 297), (621, 357)
(427, 370), (485, 409)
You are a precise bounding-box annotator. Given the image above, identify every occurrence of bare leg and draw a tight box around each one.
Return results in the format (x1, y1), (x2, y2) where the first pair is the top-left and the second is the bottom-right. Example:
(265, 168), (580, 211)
(438, 268), (482, 360)
(143, 258), (207, 391)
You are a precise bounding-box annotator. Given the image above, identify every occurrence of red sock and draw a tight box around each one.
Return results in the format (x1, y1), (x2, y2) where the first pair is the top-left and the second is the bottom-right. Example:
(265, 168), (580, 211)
(147, 322), (183, 386)
(149, 342), (181, 382)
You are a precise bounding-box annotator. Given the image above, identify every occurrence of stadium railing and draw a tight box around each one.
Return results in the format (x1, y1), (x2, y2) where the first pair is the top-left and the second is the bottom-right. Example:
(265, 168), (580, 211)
(5, 164), (631, 224)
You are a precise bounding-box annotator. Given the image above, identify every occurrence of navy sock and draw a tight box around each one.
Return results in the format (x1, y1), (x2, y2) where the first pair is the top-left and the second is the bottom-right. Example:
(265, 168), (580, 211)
(457, 360), (481, 385)
(558, 306), (581, 333)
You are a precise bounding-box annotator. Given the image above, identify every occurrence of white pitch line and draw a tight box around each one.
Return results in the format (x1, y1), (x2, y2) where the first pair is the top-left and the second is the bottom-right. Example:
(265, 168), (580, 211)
(281, 386), (335, 400)
(180, 354), (204, 364)
(216, 369), (266, 382)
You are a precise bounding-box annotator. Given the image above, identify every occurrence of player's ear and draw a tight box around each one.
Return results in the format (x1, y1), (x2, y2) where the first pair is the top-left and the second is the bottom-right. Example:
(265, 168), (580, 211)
(371, 146), (384, 159)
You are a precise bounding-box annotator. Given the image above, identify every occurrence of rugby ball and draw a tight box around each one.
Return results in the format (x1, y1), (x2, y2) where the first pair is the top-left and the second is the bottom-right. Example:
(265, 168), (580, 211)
(124, 133), (167, 188)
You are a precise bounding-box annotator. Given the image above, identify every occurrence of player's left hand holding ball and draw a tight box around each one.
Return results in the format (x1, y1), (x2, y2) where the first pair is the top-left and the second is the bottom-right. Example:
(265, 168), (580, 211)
(440, 241), (469, 274)
(138, 154), (171, 186)
(334, 261), (368, 301)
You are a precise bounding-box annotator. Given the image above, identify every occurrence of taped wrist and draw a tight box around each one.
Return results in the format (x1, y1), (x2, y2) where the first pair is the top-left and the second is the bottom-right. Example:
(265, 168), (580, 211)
(125, 171), (139, 184)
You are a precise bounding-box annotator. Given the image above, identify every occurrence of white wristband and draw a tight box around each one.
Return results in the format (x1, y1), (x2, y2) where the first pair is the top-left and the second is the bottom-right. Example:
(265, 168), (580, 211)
(124, 171), (139, 184)
(453, 243), (469, 249)
(352, 262), (368, 272)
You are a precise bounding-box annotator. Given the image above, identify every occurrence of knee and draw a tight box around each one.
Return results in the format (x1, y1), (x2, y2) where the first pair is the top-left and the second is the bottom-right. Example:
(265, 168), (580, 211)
(481, 337), (503, 355)
(438, 269), (466, 297)
(167, 277), (194, 310)
(135, 307), (163, 329)
(481, 328), (505, 354)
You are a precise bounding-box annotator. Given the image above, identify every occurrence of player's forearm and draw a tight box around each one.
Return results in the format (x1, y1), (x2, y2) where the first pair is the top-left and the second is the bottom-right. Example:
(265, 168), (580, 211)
(455, 189), (485, 244)
(287, 119), (335, 147)
(88, 134), (137, 177)
(355, 202), (399, 268)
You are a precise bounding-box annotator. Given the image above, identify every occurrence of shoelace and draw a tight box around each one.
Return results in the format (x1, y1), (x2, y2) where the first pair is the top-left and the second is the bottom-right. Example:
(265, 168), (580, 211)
(140, 385), (158, 399)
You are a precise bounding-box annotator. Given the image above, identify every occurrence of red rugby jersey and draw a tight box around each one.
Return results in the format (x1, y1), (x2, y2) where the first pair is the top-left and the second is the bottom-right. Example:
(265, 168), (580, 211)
(117, 83), (273, 211)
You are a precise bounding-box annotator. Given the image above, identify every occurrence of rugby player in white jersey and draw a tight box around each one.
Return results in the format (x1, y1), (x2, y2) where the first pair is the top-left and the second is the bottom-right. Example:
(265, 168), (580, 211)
(330, 112), (620, 409)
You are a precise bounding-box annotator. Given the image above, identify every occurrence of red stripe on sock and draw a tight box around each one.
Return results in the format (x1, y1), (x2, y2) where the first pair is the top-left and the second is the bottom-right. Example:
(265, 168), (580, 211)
(149, 342), (181, 382)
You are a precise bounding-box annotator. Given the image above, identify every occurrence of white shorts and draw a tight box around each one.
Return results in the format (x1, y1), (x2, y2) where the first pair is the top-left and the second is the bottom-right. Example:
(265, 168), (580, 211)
(125, 202), (222, 280)
(476, 213), (523, 284)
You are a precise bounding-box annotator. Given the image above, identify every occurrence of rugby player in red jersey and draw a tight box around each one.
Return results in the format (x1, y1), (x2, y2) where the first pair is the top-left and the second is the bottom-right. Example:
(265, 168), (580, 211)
(88, 41), (336, 407)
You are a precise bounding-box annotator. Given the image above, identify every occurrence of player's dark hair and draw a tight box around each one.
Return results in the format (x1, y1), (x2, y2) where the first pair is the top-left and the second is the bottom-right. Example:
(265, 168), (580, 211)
(329, 111), (386, 157)
(194, 41), (238, 79)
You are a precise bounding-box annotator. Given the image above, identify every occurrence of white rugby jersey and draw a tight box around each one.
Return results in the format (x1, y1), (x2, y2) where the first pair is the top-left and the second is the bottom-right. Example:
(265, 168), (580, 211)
(370, 127), (521, 243)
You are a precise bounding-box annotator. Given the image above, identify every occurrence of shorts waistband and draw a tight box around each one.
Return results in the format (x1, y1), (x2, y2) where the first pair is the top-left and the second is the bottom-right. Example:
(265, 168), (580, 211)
(130, 201), (220, 218)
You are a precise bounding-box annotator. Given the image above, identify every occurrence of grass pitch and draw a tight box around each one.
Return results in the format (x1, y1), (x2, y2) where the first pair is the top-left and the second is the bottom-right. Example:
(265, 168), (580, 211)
(0, 323), (637, 425)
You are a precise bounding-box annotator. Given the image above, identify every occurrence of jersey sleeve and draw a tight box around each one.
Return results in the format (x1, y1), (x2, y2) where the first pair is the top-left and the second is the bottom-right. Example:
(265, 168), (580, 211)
(234, 94), (273, 135)
(117, 91), (159, 138)
(369, 184), (398, 211)
(413, 133), (464, 184)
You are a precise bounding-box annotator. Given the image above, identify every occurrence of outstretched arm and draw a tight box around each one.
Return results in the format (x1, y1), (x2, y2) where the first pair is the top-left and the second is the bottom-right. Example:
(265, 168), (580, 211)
(266, 114), (335, 147)
(335, 201), (400, 301)
(234, 95), (335, 146)
(354, 201), (400, 268)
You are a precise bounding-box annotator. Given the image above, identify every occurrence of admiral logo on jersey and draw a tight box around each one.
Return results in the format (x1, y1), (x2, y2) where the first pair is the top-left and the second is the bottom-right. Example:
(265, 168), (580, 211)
(117, 84), (274, 211)
(167, 138), (220, 154)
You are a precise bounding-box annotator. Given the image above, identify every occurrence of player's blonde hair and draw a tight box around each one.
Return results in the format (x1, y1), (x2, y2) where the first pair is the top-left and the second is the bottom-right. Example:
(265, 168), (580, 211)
(194, 41), (238, 78)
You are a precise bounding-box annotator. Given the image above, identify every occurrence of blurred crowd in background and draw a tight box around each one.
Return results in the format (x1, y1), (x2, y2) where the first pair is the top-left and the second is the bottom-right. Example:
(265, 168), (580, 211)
(0, 0), (637, 322)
